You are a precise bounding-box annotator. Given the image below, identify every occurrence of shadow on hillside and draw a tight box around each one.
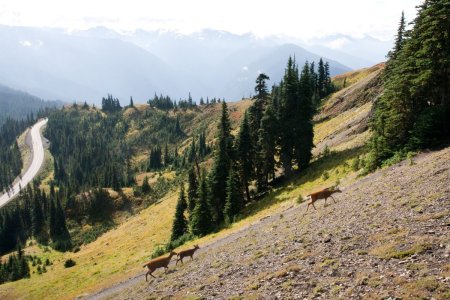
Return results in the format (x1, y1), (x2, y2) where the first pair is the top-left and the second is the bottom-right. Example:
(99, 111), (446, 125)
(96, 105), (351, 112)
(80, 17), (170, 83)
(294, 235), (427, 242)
(241, 146), (365, 220)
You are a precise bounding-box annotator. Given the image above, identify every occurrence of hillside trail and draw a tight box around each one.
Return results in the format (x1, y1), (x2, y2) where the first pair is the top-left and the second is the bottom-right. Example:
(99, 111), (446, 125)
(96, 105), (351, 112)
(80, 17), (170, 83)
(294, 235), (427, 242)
(85, 147), (450, 299)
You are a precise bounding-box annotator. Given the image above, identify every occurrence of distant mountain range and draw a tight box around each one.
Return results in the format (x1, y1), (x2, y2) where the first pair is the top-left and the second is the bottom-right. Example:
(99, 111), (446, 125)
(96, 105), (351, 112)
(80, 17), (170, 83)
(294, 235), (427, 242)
(0, 84), (63, 125)
(0, 25), (392, 104)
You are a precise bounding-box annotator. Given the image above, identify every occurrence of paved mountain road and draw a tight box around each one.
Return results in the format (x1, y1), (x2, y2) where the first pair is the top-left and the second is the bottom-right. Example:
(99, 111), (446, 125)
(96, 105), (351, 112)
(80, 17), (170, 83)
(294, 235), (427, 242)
(0, 118), (48, 208)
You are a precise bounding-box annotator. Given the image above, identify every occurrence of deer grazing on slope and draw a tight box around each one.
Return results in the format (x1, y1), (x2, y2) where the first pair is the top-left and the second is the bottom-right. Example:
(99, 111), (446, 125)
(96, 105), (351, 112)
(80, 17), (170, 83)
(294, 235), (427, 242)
(176, 245), (200, 265)
(142, 251), (177, 281)
(306, 187), (342, 211)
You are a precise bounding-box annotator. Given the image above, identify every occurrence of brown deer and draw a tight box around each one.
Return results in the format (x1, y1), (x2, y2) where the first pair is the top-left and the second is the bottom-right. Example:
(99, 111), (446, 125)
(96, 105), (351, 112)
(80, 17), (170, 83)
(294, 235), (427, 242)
(142, 251), (177, 281)
(306, 187), (342, 211)
(176, 245), (200, 265)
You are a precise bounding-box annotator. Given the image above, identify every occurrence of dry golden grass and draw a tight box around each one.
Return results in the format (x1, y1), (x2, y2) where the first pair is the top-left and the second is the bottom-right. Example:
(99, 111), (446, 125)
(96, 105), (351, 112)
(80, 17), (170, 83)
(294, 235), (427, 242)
(332, 63), (385, 89)
(0, 192), (178, 300)
(0, 73), (375, 299)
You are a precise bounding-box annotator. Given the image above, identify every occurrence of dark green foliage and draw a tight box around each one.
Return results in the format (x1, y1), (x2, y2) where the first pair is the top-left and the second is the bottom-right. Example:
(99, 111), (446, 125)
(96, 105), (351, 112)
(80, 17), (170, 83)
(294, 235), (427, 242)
(101, 94), (122, 113)
(0, 185), (72, 255)
(190, 176), (213, 236)
(187, 167), (198, 215)
(208, 101), (233, 224)
(87, 189), (115, 223)
(0, 118), (35, 193)
(0, 248), (30, 284)
(277, 58), (315, 177)
(294, 63), (315, 170)
(129, 96), (134, 108)
(171, 185), (188, 241)
(141, 176), (151, 194)
(64, 258), (76, 268)
(148, 93), (174, 110)
(369, 1), (450, 169)
(259, 100), (278, 184)
(224, 167), (244, 224)
(236, 112), (253, 201)
(46, 109), (133, 191)
(148, 146), (163, 170)
(278, 57), (300, 177)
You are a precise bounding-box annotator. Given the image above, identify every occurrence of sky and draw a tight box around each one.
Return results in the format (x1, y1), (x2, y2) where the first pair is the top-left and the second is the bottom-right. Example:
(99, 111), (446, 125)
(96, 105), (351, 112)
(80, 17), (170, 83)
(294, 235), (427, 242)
(0, 0), (422, 40)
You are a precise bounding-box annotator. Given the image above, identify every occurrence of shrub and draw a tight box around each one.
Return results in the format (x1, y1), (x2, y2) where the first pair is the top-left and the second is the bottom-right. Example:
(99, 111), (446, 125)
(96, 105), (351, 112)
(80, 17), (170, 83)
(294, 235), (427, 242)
(64, 258), (76, 268)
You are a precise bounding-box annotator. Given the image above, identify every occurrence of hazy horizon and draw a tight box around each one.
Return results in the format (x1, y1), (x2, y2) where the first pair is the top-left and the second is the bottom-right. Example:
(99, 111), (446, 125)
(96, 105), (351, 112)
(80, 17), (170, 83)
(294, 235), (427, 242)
(1, 0), (421, 40)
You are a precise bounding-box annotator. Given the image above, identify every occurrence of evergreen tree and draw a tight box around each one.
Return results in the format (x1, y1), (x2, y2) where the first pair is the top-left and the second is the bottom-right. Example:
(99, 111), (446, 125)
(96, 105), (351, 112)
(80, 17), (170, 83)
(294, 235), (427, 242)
(208, 101), (233, 224)
(187, 167), (198, 215)
(236, 112), (253, 201)
(278, 57), (299, 177)
(369, 1), (450, 169)
(224, 167), (244, 224)
(130, 96), (134, 108)
(259, 100), (278, 184)
(141, 176), (151, 194)
(190, 175), (212, 236)
(294, 62), (315, 170)
(171, 185), (188, 241)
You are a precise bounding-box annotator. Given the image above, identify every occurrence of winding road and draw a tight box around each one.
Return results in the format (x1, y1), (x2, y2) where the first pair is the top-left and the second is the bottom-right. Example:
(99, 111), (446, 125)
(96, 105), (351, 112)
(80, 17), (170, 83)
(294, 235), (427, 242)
(0, 118), (48, 208)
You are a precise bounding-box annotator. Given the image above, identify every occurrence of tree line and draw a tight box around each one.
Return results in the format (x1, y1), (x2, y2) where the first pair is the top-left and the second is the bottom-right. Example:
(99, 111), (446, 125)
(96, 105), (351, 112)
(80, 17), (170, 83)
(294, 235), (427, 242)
(0, 117), (36, 193)
(368, 0), (449, 169)
(170, 56), (331, 240)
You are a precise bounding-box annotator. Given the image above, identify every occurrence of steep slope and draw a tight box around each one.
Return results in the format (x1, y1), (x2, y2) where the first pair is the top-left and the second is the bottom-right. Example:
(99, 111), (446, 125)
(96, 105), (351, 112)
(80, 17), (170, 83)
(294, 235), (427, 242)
(95, 147), (450, 300)
(0, 64), (390, 299)
(313, 63), (384, 155)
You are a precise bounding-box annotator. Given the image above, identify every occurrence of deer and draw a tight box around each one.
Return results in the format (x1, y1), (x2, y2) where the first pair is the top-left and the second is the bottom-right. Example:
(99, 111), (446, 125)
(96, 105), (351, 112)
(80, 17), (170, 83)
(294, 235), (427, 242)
(176, 245), (200, 265)
(306, 187), (342, 211)
(142, 251), (177, 281)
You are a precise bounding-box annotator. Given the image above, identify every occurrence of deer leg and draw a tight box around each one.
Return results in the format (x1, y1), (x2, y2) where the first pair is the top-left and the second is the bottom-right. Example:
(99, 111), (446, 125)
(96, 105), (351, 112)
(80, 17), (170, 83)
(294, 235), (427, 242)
(191, 255), (194, 261)
(164, 266), (168, 273)
(324, 197), (327, 206)
(307, 203), (310, 211)
(312, 202), (317, 210)
(331, 196), (336, 203)
(176, 258), (180, 265)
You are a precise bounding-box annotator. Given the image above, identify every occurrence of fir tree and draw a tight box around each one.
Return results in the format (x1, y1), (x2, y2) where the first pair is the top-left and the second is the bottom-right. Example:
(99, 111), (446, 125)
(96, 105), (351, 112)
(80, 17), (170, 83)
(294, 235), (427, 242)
(369, 1), (450, 169)
(130, 96), (134, 108)
(171, 185), (188, 241)
(187, 167), (198, 215)
(190, 176), (212, 236)
(208, 101), (233, 224)
(236, 112), (253, 201)
(224, 167), (244, 224)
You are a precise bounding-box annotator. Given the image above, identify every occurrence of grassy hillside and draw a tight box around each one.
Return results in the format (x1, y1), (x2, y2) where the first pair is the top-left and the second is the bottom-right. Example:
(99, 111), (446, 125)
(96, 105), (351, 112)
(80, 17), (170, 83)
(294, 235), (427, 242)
(0, 66), (383, 299)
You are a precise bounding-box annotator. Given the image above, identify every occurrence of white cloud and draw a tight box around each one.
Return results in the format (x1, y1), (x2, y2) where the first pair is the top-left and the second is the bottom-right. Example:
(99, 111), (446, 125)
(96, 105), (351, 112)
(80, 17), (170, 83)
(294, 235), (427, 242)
(0, 0), (422, 40)
(327, 38), (351, 49)
(242, 66), (248, 71)
(19, 40), (43, 48)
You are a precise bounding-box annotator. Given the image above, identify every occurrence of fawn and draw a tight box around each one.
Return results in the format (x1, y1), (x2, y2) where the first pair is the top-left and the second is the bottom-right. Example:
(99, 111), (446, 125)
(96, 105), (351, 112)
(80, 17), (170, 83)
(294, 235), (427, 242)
(176, 245), (200, 265)
(306, 187), (342, 211)
(142, 251), (177, 281)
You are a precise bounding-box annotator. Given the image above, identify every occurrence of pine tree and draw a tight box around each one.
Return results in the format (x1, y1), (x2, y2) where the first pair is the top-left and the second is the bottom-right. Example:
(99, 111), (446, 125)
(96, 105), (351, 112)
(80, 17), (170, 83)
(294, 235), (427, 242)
(190, 176), (212, 236)
(130, 96), (134, 108)
(141, 176), (151, 194)
(259, 100), (278, 184)
(236, 112), (253, 201)
(294, 62), (315, 170)
(208, 101), (233, 224)
(187, 167), (198, 215)
(171, 185), (188, 241)
(369, 1), (450, 169)
(278, 57), (299, 177)
(224, 167), (244, 224)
